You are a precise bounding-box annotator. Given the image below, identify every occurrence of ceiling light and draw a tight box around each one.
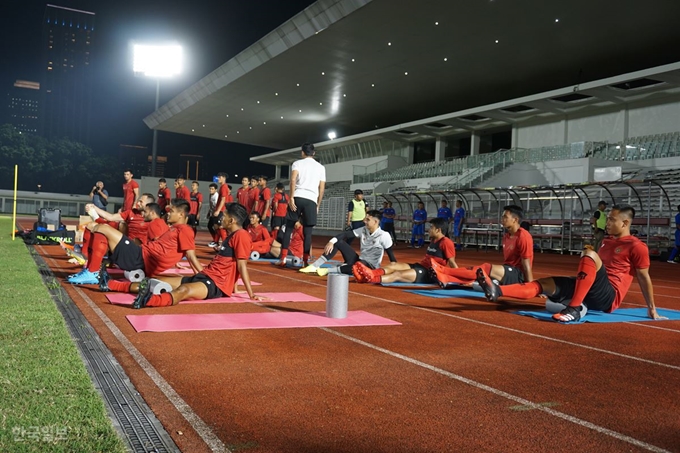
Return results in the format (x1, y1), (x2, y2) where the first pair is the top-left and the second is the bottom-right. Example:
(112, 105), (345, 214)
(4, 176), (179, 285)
(388, 42), (391, 46)
(299, 109), (302, 112)
(495, 40), (499, 43)
(275, 92), (278, 96)
(404, 72), (408, 76)
(351, 58), (355, 62)
(202, 124), (205, 127)
(225, 114), (229, 117)
(237, 131), (240, 133)
(263, 122), (266, 125)
(319, 102), (323, 105)
(241, 108), (244, 111)
(191, 129), (194, 132)
(343, 94), (346, 97)
(296, 83), (300, 87)
(371, 84), (375, 87)
(555, 18), (559, 23)
(321, 72), (325, 75)
(257, 100), (260, 103)
(224, 135), (227, 138)
(249, 126), (252, 129)
(328, 131), (336, 140)
(435, 21), (439, 25)
(280, 116), (284, 119)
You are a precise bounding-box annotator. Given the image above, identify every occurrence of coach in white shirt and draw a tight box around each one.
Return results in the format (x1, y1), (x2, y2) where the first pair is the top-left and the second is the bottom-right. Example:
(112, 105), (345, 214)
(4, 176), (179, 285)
(277, 143), (326, 266)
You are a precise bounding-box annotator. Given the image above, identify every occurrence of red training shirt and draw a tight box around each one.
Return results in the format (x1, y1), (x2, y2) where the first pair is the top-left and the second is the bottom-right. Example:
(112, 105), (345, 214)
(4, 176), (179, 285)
(120, 209), (149, 244)
(122, 180), (139, 212)
(217, 183), (231, 212)
(157, 187), (171, 211)
(237, 187), (250, 207)
(147, 218), (169, 242)
(247, 224), (271, 243)
(598, 235), (650, 312)
(176, 185), (191, 202)
(202, 228), (252, 296)
(247, 187), (259, 214)
(502, 227), (534, 276)
(189, 191), (203, 216)
(257, 187), (272, 218)
(142, 223), (195, 276)
(419, 236), (456, 268)
(272, 192), (288, 217)
(288, 225), (304, 258)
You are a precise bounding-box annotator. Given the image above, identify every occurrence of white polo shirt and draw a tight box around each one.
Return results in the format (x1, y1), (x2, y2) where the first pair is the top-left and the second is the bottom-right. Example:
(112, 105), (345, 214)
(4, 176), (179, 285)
(292, 157), (326, 203)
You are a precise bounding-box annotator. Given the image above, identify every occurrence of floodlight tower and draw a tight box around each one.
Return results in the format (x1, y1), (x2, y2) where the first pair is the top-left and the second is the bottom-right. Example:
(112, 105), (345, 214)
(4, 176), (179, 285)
(133, 44), (182, 177)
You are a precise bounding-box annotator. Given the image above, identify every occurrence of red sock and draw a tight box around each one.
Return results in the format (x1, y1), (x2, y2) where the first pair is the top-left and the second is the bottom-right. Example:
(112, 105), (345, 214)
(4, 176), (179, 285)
(279, 249), (288, 261)
(219, 228), (227, 242)
(107, 280), (132, 293)
(568, 256), (597, 307)
(146, 292), (174, 307)
(87, 233), (108, 272)
(439, 263), (491, 284)
(81, 229), (91, 258)
(500, 281), (542, 299)
(303, 253), (310, 263)
(374, 268), (386, 276)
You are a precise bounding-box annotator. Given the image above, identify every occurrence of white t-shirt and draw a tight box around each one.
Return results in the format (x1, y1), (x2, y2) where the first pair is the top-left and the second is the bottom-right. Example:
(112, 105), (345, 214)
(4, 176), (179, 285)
(353, 227), (393, 269)
(292, 157), (326, 203)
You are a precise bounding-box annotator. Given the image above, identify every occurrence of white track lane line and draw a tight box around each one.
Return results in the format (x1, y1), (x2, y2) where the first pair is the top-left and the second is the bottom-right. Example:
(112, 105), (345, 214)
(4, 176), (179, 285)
(49, 252), (231, 453)
(252, 268), (673, 453)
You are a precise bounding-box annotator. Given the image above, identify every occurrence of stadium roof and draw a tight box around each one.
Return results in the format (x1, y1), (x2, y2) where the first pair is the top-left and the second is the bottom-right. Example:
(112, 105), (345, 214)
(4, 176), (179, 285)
(144, 0), (680, 153)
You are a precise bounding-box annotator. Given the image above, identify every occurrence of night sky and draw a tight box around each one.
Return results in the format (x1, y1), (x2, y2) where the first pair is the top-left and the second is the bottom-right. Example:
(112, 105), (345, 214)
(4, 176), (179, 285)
(1, 0), (316, 183)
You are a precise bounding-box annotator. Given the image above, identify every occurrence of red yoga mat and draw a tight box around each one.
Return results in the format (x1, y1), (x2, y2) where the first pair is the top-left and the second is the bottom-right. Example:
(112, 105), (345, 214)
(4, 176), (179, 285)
(106, 291), (323, 306)
(127, 310), (401, 332)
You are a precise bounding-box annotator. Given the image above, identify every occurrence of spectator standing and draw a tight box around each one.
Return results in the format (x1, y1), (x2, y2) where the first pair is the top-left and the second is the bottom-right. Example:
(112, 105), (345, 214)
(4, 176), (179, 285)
(89, 181), (109, 210)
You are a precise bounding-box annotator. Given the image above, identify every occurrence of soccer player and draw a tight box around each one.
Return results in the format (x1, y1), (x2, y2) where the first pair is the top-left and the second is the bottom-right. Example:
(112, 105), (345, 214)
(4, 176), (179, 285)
(477, 205), (665, 323)
(157, 178), (171, 213)
(410, 201), (427, 248)
(143, 203), (169, 243)
(175, 175), (191, 202)
(270, 183), (289, 234)
(247, 212), (271, 255)
(276, 143), (326, 267)
(237, 176), (250, 208)
(667, 204), (680, 264)
(300, 210), (395, 277)
(380, 201), (397, 244)
(247, 175), (260, 214)
(437, 200), (453, 230)
(188, 181), (203, 236)
(208, 172), (230, 248)
(432, 205), (534, 288)
(253, 175), (272, 229)
(453, 200), (466, 250)
(354, 217), (457, 284)
(125, 203), (264, 308)
(122, 169), (139, 212)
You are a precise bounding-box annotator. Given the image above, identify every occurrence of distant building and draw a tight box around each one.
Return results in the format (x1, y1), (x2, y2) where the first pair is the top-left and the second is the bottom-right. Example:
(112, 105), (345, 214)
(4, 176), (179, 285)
(7, 80), (40, 134)
(179, 154), (206, 181)
(41, 4), (95, 145)
(119, 144), (166, 177)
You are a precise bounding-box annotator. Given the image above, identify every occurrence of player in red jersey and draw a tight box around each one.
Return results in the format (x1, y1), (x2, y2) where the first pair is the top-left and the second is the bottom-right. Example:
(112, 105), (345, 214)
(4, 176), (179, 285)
(122, 169), (139, 212)
(431, 205), (534, 288)
(247, 212), (271, 255)
(270, 183), (288, 234)
(128, 202), (264, 308)
(143, 203), (169, 242)
(188, 180), (203, 236)
(236, 176), (250, 209)
(157, 178), (171, 212)
(477, 205), (665, 322)
(208, 172), (230, 247)
(353, 217), (457, 284)
(175, 175), (191, 202)
(253, 175), (272, 229)
(247, 175), (260, 214)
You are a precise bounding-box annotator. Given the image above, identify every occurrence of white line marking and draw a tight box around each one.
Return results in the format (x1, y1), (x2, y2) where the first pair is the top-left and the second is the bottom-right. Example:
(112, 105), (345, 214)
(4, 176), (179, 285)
(252, 269), (672, 453)
(252, 268), (680, 372)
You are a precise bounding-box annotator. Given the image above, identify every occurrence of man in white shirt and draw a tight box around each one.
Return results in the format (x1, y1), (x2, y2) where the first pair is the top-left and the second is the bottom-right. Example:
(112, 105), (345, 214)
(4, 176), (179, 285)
(277, 143), (326, 266)
(300, 210), (396, 276)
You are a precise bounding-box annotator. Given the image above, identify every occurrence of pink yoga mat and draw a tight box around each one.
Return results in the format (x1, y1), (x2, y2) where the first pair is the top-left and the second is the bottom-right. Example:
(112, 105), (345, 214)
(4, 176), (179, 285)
(127, 310), (401, 332)
(106, 291), (323, 306)
(105, 269), (260, 285)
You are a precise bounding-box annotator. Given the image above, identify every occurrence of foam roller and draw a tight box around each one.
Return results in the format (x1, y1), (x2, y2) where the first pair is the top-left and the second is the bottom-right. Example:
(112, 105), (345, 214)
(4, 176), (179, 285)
(286, 256), (302, 266)
(124, 269), (145, 282)
(148, 279), (172, 295)
(326, 273), (349, 319)
(250, 251), (260, 261)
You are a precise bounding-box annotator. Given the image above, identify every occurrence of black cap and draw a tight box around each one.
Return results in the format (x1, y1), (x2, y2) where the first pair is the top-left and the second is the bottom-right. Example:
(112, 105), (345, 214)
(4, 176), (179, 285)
(598, 200), (607, 206)
(354, 189), (363, 195)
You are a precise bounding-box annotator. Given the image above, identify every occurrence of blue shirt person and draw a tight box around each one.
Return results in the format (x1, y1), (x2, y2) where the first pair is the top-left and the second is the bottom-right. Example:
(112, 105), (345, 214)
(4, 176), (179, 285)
(380, 201), (397, 243)
(452, 200), (466, 249)
(668, 206), (680, 263)
(89, 181), (109, 209)
(411, 202), (427, 248)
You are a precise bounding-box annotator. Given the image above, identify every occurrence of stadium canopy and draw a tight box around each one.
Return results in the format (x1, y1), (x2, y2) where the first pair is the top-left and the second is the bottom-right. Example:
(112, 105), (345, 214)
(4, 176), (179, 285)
(144, 0), (680, 155)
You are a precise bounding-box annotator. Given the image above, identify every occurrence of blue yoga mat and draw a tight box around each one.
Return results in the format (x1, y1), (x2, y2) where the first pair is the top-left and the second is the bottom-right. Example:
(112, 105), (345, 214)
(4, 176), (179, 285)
(514, 308), (680, 324)
(405, 289), (487, 299)
(381, 282), (438, 288)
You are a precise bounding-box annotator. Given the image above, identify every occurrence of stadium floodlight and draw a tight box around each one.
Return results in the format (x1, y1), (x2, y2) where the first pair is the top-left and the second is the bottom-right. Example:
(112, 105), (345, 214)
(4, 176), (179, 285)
(133, 44), (182, 177)
(328, 131), (337, 140)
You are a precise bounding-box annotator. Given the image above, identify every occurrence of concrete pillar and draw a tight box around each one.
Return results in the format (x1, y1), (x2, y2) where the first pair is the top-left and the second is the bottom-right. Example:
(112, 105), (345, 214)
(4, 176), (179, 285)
(275, 165), (281, 181)
(407, 143), (415, 164)
(434, 137), (445, 162)
(470, 132), (480, 156)
(511, 125), (519, 149)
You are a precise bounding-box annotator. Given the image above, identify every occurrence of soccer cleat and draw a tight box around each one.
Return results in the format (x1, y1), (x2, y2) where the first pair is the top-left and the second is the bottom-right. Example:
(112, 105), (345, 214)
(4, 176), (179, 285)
(207, 241), (218, 248)
(353, 262), (380, 284)
(352, 264), (367, 283)
(67, 268), (87, 280)
(299, 265), (318, 274)
(69, 269), (100, 285)
(475, 267), (501, 302)
(98, 262), (110, 292)
(552, 305), (583, 323)
(132, 278), (152, 309)
(316, 267), (329, 277)
(430, 261), (458, 289)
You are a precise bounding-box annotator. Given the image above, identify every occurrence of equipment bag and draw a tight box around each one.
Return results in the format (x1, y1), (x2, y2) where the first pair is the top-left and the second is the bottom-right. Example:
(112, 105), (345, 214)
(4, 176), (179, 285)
(22, 229), (76, 246)
(37, 208), (62, 231)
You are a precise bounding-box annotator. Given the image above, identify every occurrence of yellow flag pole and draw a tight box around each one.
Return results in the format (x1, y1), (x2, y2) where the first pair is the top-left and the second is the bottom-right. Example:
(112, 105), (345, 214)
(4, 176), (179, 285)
(12, 165), (18, 240)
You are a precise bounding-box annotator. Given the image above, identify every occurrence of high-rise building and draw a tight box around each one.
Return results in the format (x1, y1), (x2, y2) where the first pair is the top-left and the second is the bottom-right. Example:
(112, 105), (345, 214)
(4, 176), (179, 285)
(7, 80), (40, 134)
(41, 4), (95, 145)
(179, 154), (206, 181)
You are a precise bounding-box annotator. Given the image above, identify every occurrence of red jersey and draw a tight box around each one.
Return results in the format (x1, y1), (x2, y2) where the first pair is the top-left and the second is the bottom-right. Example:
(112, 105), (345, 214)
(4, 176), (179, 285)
(419, 236), (456, 268)
(189, 191), (203, 216)
(142, 223), (195, 276)
(176, 185), (191, 202)
(147, 218), (169, 242)
(120, 209), (148, 244)
(247, 224), (271, 243)
(237, 187), (250, 207)
(502, 227), (534, 276)
(257, 187), (272, 217)
(216, 183), (231, 212)
(157, 187), (171, 211)
(598, 235), (650, 311)
(247, 187), (259, 214)
(288, 225), (304, 258)
(202, 228), (252, 296)
(272, 192), (288, 217)
(122, 180), (139, 211)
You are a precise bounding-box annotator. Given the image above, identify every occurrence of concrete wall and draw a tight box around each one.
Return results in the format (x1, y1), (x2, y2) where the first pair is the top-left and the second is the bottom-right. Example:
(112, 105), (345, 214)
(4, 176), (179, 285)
(325, 155), (405, 183)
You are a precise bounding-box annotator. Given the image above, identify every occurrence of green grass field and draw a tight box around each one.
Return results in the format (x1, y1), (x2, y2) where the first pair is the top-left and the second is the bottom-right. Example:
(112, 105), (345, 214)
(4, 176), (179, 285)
(0, 217), (125, 452)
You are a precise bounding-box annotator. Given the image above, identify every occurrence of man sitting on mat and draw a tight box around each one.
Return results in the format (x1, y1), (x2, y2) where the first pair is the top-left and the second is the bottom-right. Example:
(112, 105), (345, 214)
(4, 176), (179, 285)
(267, 220), (304, 260)
(127, 203), (264, 308)
(69, 199), (201, 285)
(300, 210), (396, 277)
(143, 202), (169, 243)
(476, 205), (665, 322)
(247, 212), (271, 256)
(430, 205), (534, 290)
(353, 217), (457, 284)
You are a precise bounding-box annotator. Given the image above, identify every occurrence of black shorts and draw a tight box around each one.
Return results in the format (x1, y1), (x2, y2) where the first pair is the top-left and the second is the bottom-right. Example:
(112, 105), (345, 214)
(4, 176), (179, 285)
(110, 235), (145, 271)
(261, 216), (270, 229)
(285, 197), (317, 226)
(271, 216), (285, 229)
(409, 263), (435, 284)
(549, 265), (615, 311)
(188, 214), (199, 227)
(180, 273), (224, 299)
(500, 265), (526, 285)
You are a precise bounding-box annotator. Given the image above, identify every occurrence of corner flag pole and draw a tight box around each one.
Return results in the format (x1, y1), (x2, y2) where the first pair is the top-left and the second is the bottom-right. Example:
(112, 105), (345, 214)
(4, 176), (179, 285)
(12, 165), (18, 240)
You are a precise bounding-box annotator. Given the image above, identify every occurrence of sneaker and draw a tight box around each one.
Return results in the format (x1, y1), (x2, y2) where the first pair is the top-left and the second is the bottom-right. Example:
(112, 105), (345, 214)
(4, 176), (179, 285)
(69, 269), (100, 285)
(552, 305), (583, 323)
(98, 262), (110, 292)
(475, 267), (501, 302)
(316, 267), (329, 277)
(667, 260), (677, 264)
(207, 241), (218, 248)
(132, 278), (152, 309)
(299, 265), (318, 274)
